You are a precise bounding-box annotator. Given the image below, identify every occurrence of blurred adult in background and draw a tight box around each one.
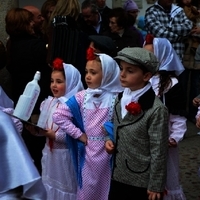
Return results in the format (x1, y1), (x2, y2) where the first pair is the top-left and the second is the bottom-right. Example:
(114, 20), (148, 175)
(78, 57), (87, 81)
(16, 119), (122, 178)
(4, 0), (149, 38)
(47, 0), (88, 88)
(95, 0), (111, 26)
(5, 8), (51, 174)
(41, 0), (57, 44)
(78, 0), (109, 36)
(49, 0), (80, 23)
(23, 5), (45, 39)
(103, 7), (142, 56)
(145, 0), (192, 60)
(123, 0), (144, 46)
(47, 0), (81, 63)
(123, 0), (139, 20)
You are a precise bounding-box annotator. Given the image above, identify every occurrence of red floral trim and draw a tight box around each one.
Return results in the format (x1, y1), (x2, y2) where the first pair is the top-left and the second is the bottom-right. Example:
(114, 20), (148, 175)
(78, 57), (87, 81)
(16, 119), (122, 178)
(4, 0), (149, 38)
(125, 102), (141, 115)
(145, 33), (154, 45)
(52, 57), (64, 70)
(86, 47), (96, 61)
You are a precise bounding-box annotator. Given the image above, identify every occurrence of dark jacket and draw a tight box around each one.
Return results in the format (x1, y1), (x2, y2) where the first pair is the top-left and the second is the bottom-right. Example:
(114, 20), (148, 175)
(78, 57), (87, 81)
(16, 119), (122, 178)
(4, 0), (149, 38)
(7, 34), (51, 115)
(103, 28), (142, 56)
(77, 13), (109, 36)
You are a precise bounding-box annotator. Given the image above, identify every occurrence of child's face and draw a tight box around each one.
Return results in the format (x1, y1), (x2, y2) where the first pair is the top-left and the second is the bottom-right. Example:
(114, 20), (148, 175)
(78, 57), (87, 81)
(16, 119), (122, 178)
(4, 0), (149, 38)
(85, 60), (102, 89)
(50, 70), (66, 98)
(119, 60), (152, 91)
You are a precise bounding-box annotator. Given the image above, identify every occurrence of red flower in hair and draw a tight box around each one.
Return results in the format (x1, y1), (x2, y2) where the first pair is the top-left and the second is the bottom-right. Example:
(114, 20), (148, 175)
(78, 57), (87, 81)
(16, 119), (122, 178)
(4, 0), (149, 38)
(86, 47), (96, 61)
(52, 57), (64, 70)
(125, 102), (141, 115)
(145, 34), (154, 45)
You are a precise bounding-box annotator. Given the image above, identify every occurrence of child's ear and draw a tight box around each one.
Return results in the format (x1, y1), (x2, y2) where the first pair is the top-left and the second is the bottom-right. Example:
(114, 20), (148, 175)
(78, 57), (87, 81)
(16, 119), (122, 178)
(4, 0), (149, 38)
(143, 72), (152, 82)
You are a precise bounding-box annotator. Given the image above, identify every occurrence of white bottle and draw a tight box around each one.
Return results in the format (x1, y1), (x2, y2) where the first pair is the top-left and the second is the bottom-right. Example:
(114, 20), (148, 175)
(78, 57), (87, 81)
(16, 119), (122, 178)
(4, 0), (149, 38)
(13, 71), (41, 121)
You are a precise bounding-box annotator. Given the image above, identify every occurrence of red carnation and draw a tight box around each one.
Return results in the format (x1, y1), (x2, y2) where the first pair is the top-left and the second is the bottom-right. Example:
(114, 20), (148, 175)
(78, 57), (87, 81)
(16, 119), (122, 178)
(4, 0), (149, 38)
(86, 47), (96, 61)
(52, 57), (64, 70)
(125, 102), (141, 115)
(145, 34), (154, 45)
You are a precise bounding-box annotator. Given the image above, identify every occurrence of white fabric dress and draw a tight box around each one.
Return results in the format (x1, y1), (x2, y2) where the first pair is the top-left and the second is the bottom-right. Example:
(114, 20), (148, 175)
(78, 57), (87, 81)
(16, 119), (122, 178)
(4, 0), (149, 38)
(40, 97), (77, 200)
(36, 63), (84, 200)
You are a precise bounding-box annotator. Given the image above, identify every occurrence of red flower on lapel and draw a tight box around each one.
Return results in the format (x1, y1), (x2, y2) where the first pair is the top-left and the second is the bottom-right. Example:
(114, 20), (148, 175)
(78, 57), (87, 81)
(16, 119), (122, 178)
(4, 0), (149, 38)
(125, 102), (141, 115)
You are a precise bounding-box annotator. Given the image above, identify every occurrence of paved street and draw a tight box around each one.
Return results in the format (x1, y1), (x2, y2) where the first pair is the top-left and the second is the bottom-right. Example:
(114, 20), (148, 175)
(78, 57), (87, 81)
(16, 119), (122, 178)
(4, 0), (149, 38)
(179, 121), (200, 200)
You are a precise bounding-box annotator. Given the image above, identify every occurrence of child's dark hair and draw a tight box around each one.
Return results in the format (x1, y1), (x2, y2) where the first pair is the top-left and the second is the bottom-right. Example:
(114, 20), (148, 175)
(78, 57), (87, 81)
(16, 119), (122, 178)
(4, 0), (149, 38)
(158, 70), (177, 96)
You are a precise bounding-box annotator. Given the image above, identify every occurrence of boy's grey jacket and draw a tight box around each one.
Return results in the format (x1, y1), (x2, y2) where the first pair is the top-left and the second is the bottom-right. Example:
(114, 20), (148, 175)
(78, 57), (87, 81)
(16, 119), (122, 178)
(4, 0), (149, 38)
(112, 88), (169, 192)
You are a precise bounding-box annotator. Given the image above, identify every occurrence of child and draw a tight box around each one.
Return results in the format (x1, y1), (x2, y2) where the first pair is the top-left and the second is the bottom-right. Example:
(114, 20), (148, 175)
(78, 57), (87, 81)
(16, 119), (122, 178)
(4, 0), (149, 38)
(144, 37), (187, 200)
(26, 58), (84, 200)
(105, 47), (169, 200)
(53, 53), (124, 200)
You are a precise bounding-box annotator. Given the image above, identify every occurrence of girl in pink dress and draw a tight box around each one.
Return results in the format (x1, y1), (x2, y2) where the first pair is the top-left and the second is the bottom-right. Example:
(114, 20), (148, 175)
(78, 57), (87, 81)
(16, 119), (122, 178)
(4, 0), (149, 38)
(27, 58), (84, 200)
(53, 52), (124, 200)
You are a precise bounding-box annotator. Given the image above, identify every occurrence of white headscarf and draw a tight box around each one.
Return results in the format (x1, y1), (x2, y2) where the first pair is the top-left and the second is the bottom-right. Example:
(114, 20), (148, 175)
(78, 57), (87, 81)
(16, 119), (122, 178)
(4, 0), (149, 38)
(37, 64), (84, 128)
(59, 63), (84, 103)
(153, 38), (184, 76)
(85, 54), (123, 108)
(86, 53), (124, 95)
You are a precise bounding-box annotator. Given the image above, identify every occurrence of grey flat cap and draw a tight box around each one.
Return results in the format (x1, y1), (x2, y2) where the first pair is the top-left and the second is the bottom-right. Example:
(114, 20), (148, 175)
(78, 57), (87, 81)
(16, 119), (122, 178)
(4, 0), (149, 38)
(115, 47), (159, 74)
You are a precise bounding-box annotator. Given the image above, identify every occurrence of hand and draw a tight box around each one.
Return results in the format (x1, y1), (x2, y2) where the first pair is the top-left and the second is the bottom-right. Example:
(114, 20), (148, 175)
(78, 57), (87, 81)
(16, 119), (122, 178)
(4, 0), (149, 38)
(147, 190), (162, 200)
(193, 97), (200, 107)
(78, 133), (87, 145)
(44, 129), (55, 140)
(190, 27), (200, 35)
(25, 124), (47, 136)
(196, 117), (200, 129)
(105, 140), (115, 154)
(168, 138), (177, 147)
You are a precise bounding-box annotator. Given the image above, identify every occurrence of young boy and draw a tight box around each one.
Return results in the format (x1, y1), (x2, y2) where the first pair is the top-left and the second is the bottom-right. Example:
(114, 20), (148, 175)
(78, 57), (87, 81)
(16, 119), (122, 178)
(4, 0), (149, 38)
(105, 47), (169, 200)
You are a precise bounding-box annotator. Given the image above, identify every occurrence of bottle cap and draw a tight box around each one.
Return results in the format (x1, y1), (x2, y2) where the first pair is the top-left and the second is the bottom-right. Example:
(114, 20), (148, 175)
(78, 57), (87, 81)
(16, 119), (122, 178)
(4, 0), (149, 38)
(34, 71), (41, 81)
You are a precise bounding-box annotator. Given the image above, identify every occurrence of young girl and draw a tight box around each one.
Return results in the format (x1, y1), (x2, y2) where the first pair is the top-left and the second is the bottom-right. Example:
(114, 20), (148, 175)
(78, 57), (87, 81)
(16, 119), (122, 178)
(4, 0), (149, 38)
(27, 58), (84, 200)
(144, 36), (187, 200)
(105, 47), (169, 200)
(53, 52), (124, 200)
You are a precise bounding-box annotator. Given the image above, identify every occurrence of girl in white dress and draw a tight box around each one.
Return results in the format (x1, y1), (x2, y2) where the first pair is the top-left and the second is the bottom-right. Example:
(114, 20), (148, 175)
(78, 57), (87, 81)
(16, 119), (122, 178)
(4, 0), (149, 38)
(27, 58), (84, 200)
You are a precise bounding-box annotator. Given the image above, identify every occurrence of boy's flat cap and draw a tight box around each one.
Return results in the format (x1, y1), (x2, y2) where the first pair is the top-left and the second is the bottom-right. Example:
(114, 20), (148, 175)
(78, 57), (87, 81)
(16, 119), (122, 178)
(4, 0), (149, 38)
(115, 47), (159, 74)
